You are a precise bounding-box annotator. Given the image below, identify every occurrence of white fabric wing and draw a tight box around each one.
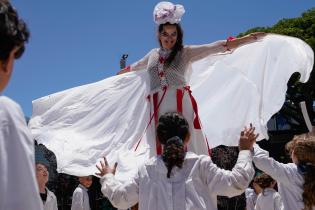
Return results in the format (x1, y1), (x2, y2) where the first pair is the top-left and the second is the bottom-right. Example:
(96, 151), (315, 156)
(191, 34), (314, 147)
(29, 34), (314, 177)
(30, 72), (152, 177)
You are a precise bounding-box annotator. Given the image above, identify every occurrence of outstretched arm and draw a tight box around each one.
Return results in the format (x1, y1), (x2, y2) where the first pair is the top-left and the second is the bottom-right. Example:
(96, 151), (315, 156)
(96, 158), (139, 209)
(203, 125), (257, 197)
(225, 32), (266, 50)
(203, 150), (254, 197)
(252, 144), (297, 185)
(117, 49), (153, 74)
(186, 32), (266, 62)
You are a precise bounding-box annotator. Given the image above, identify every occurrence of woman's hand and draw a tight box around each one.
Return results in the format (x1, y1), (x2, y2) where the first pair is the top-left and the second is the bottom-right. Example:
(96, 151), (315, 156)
(239, 123), (259, 150)
(117, 66), (131, 75)
(227, 32), (267, 50)
(95, 157), (118, 177)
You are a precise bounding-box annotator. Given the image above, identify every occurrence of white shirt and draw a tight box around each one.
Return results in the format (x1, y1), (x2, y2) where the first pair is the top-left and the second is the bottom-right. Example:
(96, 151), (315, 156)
(71, 184), (91, 210)
(253, 144), (315, 210)
(245, 188), (258, 210)
(100, 151), (254, 210)
(0, 96), (43, 210)
(254, 188), (283, 210)
(43, 188), (58, 210)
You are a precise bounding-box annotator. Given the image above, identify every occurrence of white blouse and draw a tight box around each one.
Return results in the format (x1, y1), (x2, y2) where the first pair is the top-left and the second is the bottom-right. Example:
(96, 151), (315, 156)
(254, 188), (283, 210)
(245, 188), (258, 210)
(71, 184), (91, 210)
(100, 150), (254, 210)
(43, 188), (58, 210)
(0, 96), (43, 210)
(253, 144), (315, 210)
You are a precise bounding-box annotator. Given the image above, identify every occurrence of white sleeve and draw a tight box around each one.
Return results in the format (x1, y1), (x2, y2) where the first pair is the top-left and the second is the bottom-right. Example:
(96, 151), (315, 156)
(130, 49), (153, 71)
(252, 144), (296, 184)
(0, 97), (43, 210)
(246, 193), (256, 210)
(71, 189), (84, 210)
(185, 40), (227, 62)
(274, 193), (284, 210)
(254, 195), (262, 210)
(100, 173), (139, 209)
(202, 150), (255, 197)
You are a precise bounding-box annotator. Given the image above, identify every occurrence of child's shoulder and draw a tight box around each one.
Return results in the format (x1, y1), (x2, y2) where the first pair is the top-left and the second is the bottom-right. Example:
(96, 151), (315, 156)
(186, 152), (213, 164)
(0, 96), (24, 122)
(0, 96), (20, 111)
(143, 153), (211, 170)
(144, 156), (160, 165)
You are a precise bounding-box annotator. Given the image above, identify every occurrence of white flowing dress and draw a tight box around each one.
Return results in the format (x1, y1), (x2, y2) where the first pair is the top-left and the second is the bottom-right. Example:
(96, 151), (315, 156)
(29, 34), (314, 178)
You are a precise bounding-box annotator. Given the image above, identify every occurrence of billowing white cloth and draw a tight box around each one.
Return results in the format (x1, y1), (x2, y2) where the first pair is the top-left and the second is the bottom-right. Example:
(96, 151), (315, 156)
(100, 151), (254, 210)
(0, 96), (43, 210)
(29, 34), (314, 177)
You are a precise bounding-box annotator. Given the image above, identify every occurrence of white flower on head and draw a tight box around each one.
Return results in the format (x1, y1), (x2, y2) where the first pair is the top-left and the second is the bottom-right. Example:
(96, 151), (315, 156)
(153, 1), (185, 25)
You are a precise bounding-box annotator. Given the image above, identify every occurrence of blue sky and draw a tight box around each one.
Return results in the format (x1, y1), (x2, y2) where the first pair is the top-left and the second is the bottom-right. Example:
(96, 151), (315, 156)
(4, 0), (315, 117)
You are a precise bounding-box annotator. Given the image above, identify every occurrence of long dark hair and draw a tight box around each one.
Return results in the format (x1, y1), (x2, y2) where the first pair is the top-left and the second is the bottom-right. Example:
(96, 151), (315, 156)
(158, 22), (183, 66)
(156, 112), (189, 178)
(0, 0), (29, 61)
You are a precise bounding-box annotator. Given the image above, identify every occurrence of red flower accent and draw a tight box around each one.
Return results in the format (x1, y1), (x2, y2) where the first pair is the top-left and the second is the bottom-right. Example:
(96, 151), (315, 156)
(159, 57), (165, 63)
(158, 71), (165, 77)
(227, 36), (236, 41)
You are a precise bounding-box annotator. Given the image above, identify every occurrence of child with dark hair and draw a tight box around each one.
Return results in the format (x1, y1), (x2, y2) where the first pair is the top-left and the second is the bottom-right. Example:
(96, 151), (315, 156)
(96, 112), (257, 210)
(71, 176), (93, 210)
(36, 162), (58, 210)
(0, 0), (42, 209)
(253, 134), (315, 210)
(254, 173), (283, 210)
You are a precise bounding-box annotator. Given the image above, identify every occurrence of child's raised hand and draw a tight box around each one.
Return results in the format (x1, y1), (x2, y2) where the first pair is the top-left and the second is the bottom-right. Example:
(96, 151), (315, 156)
(239, 123), (259, 150)
(95, 157), (118, 177)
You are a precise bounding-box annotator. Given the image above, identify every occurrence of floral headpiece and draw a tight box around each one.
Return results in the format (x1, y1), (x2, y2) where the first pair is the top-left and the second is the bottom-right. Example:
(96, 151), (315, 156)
(153, 1), (185, 25)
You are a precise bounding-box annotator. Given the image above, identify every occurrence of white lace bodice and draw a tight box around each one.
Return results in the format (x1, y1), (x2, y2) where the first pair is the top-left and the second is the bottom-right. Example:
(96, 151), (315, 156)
(130, 40), (227, 91)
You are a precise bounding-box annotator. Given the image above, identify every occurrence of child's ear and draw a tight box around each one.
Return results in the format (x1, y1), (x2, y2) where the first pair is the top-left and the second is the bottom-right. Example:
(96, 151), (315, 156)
(184, 132), (191, 145)
(1, 47), (18, 74)
(0, 51), (15, 92)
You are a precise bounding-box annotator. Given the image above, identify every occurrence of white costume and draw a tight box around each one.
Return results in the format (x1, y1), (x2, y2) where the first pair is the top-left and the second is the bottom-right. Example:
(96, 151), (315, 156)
(100, 151), (254, 210)
(43, 188), (58, 210)
(0, 96), (43, 210)
(245, 188), (258, 210)
(254, 188), (283, 210)
(253, 144), (315, 210)
(28, 34), (314, 178)
(71, 184), (91, 210)
(129, 40), (229, 156)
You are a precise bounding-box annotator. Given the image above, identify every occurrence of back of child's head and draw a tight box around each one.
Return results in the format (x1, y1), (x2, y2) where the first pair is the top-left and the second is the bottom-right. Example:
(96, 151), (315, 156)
(254, 173), (275, 191)
(0, 0), (29, 61)
(156, 112), (189, 178)
(293, 138), (315, 210)
(286, 133), (315, 155)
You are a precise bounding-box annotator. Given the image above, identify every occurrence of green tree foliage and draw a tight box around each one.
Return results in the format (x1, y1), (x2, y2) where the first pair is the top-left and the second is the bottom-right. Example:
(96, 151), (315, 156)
(239, 8), (315, 133)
